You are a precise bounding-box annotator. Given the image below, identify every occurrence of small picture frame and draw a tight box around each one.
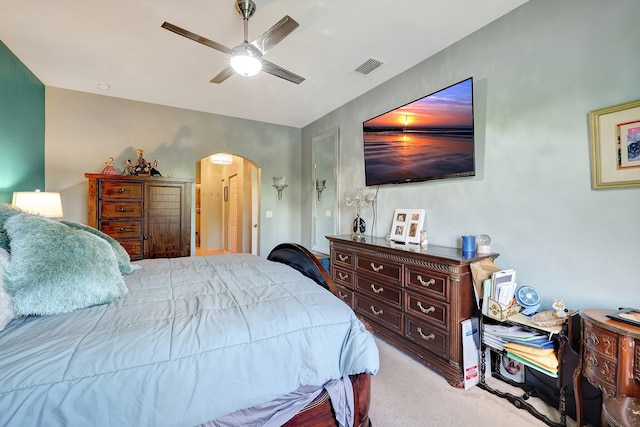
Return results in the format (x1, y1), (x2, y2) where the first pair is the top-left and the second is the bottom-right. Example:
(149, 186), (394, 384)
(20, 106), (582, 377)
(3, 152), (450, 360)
(390, 209), (425, 244)
(606, 308), (640, 328)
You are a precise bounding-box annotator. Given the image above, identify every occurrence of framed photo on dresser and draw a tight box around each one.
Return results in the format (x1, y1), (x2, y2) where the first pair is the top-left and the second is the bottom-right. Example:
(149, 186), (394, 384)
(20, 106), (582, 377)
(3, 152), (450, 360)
(390, 209), (425, 244)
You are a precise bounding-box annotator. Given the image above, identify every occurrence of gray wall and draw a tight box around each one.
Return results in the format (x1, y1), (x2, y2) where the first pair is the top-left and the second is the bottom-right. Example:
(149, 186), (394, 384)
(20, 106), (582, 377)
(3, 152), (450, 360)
(302, 0), (640, 310)
(45, 88), (301, 256)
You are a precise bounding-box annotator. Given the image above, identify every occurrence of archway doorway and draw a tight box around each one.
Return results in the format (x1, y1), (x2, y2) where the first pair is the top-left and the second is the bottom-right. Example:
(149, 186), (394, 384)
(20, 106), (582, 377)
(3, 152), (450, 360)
(196, 153), (261, 256)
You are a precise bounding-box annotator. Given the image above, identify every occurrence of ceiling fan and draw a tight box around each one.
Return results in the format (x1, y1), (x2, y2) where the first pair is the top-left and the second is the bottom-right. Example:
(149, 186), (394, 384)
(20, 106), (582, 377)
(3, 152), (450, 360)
(162, 0), (304, 84)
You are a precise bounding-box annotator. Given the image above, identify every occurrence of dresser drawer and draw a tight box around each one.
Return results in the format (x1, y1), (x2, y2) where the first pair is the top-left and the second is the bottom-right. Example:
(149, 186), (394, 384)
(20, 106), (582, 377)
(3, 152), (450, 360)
(355, 274), (402, 307)
(100, 201), (143, 219)
(355, 255), (402, 284)
(354, 293), (402, 334)
(333, 266), (354, 289)
(405, 315), (449, 359)
(405, 291), (448, 329)
(100, 221), (143, 239)
(405, 266), (449, 301)
(584, 321), (618, 360)
(100, 181), (143, 200)
(335, 285), (353, 307)
(119, 240), (143, 260)
(583, 347), (617, 396)
(332, 248), (353, 268)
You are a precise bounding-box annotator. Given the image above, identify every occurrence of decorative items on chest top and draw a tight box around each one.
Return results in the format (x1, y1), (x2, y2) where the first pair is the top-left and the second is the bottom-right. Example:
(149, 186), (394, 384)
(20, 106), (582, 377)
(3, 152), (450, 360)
(85, 174), (192, 260)
(327, 235), (497, 388)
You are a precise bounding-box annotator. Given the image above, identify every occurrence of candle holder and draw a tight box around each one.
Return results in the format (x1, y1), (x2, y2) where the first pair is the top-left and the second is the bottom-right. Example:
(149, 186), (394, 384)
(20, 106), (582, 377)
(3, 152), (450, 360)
(344, 188), (375, 241)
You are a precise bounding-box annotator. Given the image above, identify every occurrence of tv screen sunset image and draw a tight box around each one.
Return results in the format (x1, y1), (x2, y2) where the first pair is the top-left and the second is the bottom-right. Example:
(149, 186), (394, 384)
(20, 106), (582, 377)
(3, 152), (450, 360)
(363, 78), (474, 185)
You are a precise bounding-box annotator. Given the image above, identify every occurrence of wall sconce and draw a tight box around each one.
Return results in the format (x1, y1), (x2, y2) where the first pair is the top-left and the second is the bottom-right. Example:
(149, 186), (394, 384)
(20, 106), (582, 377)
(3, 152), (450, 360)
(315, 179), (327, 201)
(12, 189), (64, 218)
(273, 177), (287, 200)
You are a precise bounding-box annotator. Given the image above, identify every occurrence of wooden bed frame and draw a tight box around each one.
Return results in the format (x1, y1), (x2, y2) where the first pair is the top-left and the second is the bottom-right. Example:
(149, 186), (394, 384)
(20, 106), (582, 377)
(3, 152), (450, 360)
(268, 243), (373, 427)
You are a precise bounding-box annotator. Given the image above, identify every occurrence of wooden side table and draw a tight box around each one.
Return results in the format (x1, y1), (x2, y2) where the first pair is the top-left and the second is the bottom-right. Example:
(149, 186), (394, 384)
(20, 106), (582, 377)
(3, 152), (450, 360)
(574, 309), (640, 426)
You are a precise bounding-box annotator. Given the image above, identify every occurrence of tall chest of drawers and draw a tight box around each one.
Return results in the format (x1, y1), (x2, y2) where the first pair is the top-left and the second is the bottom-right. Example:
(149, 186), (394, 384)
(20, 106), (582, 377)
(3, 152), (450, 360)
(327, 235), (498, 387)
(86, 174), (193, 260)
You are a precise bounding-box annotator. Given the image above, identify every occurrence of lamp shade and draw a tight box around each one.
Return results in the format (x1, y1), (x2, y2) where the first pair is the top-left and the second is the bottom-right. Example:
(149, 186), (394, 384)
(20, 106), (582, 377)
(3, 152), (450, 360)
(12, 190), (63, 218)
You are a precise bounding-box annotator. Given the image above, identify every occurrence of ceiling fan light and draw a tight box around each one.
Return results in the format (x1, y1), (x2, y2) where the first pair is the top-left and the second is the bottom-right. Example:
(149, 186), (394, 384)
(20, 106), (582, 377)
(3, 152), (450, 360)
(230, 43), (263, 77)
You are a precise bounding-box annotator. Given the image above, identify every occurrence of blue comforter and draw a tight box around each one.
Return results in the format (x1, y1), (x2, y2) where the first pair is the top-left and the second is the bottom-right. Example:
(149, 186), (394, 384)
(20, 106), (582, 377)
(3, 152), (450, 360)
(0, 254), (379, 426)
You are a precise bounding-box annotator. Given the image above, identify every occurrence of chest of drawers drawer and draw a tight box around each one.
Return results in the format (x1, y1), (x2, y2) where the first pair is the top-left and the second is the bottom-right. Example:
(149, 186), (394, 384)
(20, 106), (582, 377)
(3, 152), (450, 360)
(119, 240), (143, 260)
(332, 249), (353, 268)
(354, 293), (402, 334)
(584, 321), (618, 360)
(405, 266), (449, 301)
(335, 285), (353, 306)
(583, 347), (617, 396)
(405, 291), (448, 329)
(100, 201), (143, 219)
(100, 220), (142, 239)
(100, 182), (143, 199)
(405, 315), (449, 359)
(355, 274), (402, 307)
(355, 255), (402, 284)
(333, 267), (353, 289)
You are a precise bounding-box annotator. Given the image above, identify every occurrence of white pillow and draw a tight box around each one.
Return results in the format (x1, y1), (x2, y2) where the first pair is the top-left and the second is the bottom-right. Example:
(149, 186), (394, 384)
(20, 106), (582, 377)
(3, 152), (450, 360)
(0, 247), (17, 331)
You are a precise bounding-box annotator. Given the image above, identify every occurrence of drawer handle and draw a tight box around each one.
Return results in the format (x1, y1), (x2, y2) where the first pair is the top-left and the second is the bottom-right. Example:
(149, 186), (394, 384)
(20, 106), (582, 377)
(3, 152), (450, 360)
(338, 291), (348, 300)
(338, 272), (349, 280)
(119, 227), (125, 232)
(119, 207), (125, 212)
(417, 301), (435, 314)
(119, 188), (125, 193)
(417, 276), (435, 287)
(417, 328), (435, 341)
(370, 263), (384, 272)
(370, 284), (383, 294)
(370, 306), (383, 316)
(338, 254), (348, 262)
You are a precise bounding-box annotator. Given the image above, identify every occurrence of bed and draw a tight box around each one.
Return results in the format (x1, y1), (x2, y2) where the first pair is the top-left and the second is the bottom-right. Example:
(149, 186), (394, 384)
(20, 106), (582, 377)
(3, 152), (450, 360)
(0, 209), (379, 427)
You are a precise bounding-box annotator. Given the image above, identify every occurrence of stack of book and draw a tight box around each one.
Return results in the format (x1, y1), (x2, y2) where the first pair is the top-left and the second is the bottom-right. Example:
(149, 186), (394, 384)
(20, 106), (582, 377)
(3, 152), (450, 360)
(483, 323), (558, 377)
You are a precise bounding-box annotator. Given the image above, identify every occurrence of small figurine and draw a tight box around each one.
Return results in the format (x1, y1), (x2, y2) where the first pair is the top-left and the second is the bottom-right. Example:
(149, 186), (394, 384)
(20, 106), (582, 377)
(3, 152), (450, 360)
(133, 149), (150, 175)
(420, 230), (428, 247)
(150, 158), (162, 177)
(123, 159), (134, 175)
(552, 299), (567, 318)
(102, 157), (117, 175)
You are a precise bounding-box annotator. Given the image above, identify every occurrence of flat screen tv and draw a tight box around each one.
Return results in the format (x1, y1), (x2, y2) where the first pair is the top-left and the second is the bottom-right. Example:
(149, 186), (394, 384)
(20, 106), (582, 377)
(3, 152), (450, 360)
(363, 77), (474, 186)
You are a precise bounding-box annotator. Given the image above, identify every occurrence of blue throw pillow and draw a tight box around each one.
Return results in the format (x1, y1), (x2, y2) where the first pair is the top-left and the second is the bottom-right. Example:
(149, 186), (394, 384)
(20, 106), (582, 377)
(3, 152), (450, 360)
(61, 220), (140, 275)
(3, 214), (128, 316)
(0, 204), (23, 250)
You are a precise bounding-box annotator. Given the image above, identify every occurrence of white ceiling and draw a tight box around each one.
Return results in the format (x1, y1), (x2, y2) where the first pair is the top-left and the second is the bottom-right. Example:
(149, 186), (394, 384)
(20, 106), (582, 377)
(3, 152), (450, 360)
(0, 0), (529, 128)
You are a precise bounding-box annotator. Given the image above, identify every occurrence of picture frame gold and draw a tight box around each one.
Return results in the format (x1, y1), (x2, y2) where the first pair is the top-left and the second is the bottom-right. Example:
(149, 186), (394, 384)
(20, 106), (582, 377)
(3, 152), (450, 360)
(589, 99), (640, 189)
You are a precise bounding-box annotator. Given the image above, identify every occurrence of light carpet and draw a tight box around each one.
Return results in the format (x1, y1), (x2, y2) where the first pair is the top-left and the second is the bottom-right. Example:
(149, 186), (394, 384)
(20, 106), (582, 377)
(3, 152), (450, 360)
(369, 338), (576, 427)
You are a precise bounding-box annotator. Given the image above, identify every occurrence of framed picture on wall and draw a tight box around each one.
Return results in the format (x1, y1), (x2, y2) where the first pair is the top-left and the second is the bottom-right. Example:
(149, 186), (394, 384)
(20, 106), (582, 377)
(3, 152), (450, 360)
(390, 209), (425, 244)
(589, 99), (640, 189)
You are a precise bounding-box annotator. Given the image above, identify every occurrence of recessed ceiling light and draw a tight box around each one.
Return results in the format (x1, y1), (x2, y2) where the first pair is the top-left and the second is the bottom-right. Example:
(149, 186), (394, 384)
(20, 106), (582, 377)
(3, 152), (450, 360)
(97, 83), (111, 91)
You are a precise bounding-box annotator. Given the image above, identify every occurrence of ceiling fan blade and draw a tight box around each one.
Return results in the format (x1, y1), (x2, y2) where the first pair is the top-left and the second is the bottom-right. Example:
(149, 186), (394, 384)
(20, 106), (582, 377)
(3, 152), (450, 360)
(162, 22), (232, 55)
(210, 66), (235, 84)
(261, 60), (305, 84)
(251, 16), (299, 54)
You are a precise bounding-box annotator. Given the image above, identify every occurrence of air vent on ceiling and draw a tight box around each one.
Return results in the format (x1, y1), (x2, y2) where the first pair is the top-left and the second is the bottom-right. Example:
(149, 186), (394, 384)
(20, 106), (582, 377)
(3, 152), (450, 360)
(353, 58), (385, 76)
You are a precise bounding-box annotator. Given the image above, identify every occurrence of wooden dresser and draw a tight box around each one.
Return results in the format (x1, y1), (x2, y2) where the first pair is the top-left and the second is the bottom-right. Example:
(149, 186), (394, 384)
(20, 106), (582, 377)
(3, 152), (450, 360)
(575, 309), (640, 425)
(327, 235), (498, 387)
(86, 173), (193, 260)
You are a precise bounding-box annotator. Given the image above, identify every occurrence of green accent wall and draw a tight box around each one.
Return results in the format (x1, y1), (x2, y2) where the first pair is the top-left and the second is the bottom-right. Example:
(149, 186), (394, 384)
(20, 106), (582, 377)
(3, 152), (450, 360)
(0, 40), (45, 204)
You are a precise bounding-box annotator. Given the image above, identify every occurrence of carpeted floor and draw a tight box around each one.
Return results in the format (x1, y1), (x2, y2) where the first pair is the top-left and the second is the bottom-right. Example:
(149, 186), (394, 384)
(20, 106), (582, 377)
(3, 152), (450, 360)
(368, 338), (577, 427)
